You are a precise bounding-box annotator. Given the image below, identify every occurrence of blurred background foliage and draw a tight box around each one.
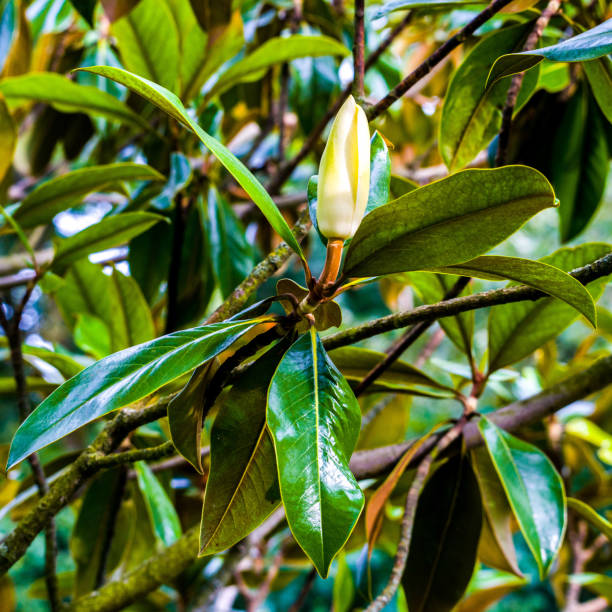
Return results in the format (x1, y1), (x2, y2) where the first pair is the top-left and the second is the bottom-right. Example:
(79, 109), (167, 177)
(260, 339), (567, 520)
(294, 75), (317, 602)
(0, 0), (611, 610)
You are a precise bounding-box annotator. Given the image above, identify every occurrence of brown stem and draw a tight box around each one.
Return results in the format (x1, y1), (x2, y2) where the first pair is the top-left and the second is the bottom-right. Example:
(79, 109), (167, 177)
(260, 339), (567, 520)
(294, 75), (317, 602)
(366, 0), (516, 120)
(496, 0), (562, 166)
(353, 0), (365, 98)
(354, 277), (470, 396)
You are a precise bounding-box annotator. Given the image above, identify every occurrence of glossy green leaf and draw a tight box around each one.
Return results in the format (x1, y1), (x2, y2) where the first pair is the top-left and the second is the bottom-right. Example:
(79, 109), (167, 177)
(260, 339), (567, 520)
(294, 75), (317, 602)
(372, 0), (485, 18)
(51, 212), (167, 273)
(134, 461), (182, 546)
(0, 72), (148, 129)
(436, 255), (596, 326)
(402, 453), (483, 612)
(206, 35), (349, 99)
(365, 132), (391, 216)
(328, 346), (453, 396)
(487, 18), (612, 86)
(13, 163), (164, 229)
(76, 66), (306, 263)
(550, 86), (609, 242)
(71, 468), (127, 596)
(13, 343), (84, 380)
(567, 498), (612, 540)
(488, 243), (611, 371)
(569, 574), (612, 602)
(440, 23), (540, 171)
(583, 57), (612, 123)
(472, 447), (522, 576)
(343, 166), (556, 277)
(267, 329), (364, 577)
(200, 344), (286, 555)
(7, 320), (260, 468)
(112, 0), (179, 91)
(455, 568), (527, 612)
(0, 93), (16, 183)
(478, 417), (566, 578)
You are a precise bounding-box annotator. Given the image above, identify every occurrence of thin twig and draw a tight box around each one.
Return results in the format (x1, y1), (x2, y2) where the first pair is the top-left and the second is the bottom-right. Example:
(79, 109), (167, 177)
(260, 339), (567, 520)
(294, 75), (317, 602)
(353, 0), (365, 98)
(288, 567), (317, 612)
(496, 0), (562, 165)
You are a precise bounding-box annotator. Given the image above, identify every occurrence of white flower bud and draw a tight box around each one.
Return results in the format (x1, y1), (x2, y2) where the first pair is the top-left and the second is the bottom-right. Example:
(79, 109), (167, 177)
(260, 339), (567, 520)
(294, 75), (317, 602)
(316, 95), (370, 241)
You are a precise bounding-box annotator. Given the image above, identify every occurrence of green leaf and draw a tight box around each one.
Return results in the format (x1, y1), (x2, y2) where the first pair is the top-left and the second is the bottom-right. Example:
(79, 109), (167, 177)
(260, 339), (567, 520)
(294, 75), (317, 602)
(440, 22), (540, 171)
(51, 212), (167, 273)
(112, 0), (180, 91)
(550, 86), (609, 242)
(200, 344), (286, 555)
(0, 93), (16, 183)
(7, 320), (259, 468)
(488, 243), (611, 371)
(76, 66), (306, 263)
(365, 132), (391, 216)
(13, 163), (164, 229)
(389, 174), (418, 199)
(150, 152), (192, 211)
(343, 166), (556, 278)
(71, 468), (127, 596)
(267, 329), (364, 577)
(328, 346), (454, 396)
(74, 313), (111, 359)
(487, 18), (612, 86)
(402, 452), (483, 612)
(134, 461), (182, 546)
(567, 498), (612, 540)
(435, 255), (596, 326)
(0, 72), (148, 129)
(478, 417), (566, 578)
(206, 35), (349, 99)
(371, 0), (486, 18)
(568, 574), (612, 603)
(472, 447), (522, 576)
(583, 57), (612, 123)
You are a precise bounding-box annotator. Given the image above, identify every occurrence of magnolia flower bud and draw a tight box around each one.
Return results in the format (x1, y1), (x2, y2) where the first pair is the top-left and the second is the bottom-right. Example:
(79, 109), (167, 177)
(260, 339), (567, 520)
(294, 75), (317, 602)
(316, 95), (370, 241)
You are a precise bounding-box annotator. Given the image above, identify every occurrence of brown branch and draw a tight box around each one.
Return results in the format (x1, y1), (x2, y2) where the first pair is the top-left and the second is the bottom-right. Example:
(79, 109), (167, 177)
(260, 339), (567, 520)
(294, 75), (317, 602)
(353, 0), (365, 98)
(324, 252), (612, 350)
(366, 0), (516, 120)
(496, 0), (562, 166)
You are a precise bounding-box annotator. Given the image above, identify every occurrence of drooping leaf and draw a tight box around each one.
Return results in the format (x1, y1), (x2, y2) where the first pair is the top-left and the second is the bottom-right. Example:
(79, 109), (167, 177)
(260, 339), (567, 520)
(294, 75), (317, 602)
(206, 35), (349, 99)
(0, 72), (148, 128)
(436, 255), (596, 326)
(7, 320), (261, 468)
(365, 131), (391, 216)
(134, 461), (182, 546)
(267, 329), (364, 577)
(487, 18), (612, 86)
(0, 93), (16, 183)
(583, 57), (612, 123)
(488, 243), (611, 371)
(76, 66), (306, 263)
(200, 343), (288, 555)
(567, 498), (612, 540)
(549, 86), (609, 242)
(440, 22), (540, 171)
(478, 417), (566, 578)
(112, 0), (179, 91)
(51, 212), (167, 273)
(13, 163), (164, 229)
(343, 166), (556, 277)
(472, 447), (522, 576)
(402, 453), (483, 612)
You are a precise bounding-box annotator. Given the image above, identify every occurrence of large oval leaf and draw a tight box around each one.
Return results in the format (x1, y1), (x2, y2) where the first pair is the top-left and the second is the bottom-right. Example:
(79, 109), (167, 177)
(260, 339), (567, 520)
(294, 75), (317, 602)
(200, 343), (286, 555)
(267, 329), (364, 577)
(478, 417), (566, 579)
(487, 243), (611, 371)
(402, 452), (483, 612)
(343, 166), (556, 278)
(0, 72), (148, 129)
(440, 22), (540, 171)
(487, 18), (612, 85)
(13, 163), (164, 229)
(7, 320), (260, 468)
(76, 66), (306, 264)
(435, 255), (596, 326)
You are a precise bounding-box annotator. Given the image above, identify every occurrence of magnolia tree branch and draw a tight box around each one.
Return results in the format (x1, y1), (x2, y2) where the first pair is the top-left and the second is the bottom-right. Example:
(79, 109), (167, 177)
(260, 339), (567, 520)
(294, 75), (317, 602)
(353, 0), (365, 97)
(324, 252), (612, 350)
(496, 0), (562, 165)
(59, 354), (612, 611)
